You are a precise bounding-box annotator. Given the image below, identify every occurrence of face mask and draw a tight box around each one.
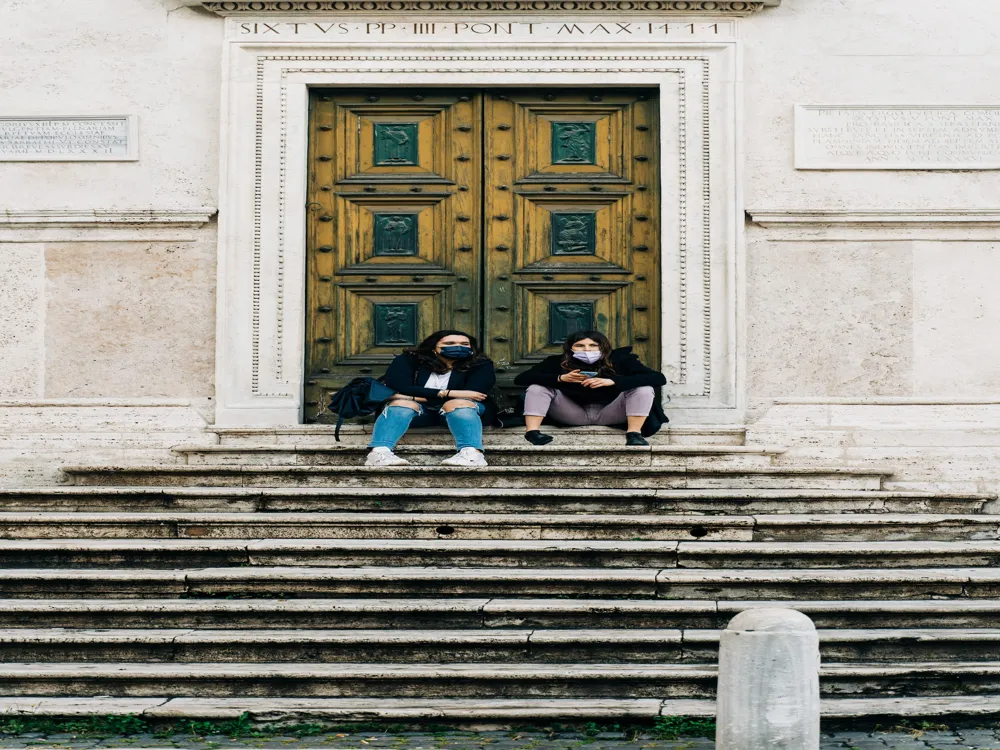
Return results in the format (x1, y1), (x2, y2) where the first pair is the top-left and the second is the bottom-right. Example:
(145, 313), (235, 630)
(572, 350), (602, 364)
(440, 345), (473, 360)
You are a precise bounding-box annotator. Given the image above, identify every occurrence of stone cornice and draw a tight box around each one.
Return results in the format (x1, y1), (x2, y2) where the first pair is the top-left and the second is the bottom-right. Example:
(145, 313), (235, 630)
(0, 208), (218, 228)
(187, 0), (775, 14)
(747, 209), (1000, 228)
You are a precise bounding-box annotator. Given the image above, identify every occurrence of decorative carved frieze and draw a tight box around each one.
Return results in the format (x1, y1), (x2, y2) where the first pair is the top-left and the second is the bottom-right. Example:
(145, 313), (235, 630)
(191, 0), (772, 14)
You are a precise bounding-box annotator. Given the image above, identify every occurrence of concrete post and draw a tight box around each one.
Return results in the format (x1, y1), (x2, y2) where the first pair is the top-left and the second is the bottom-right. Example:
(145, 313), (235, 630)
(716, 608), (820, 750)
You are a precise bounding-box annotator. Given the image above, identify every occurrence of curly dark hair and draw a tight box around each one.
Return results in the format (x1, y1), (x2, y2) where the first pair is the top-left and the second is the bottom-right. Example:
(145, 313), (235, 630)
(560, 330), (616, 375)
(403, 329), (491, 374)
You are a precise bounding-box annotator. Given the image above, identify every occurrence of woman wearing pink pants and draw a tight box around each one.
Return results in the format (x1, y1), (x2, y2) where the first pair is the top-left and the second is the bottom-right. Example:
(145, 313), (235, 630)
(514, 330), (668, 447)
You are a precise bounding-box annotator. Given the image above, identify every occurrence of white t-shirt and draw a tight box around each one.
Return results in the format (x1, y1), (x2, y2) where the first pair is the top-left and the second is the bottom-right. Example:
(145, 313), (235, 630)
(424, 371), (453, 391)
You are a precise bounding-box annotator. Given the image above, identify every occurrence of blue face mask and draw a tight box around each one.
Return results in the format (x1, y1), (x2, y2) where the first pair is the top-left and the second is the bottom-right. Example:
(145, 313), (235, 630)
(440, 345), (473, 360)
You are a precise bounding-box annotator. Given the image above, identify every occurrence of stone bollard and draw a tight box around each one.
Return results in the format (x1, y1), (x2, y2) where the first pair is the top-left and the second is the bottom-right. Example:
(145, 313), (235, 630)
(716, 608), (820, 750)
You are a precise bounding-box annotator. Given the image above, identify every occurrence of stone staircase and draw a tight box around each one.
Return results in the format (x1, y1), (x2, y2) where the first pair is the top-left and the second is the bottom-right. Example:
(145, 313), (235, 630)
(1, 426), (1000, 725)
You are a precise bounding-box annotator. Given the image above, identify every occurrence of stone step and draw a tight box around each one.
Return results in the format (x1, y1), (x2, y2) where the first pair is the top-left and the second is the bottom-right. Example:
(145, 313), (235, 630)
(4, 566), (999, 599)
(2, 695), (999, 722)
(1, 538), (998, 569)
(0, 512), (997, 542)
(173, 444), (783, 468)
(61, 464), (890, 490)
(210, 424), (749, 447)
(0, 660), (998, 698)
(1, 487), (983, 514)
(3, 598), (1000, 629)
(2, 627), (999, 664)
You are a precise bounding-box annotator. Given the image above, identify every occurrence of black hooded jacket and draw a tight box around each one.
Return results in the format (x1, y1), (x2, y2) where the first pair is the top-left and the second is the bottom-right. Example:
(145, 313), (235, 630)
(513, 346), (668, 435)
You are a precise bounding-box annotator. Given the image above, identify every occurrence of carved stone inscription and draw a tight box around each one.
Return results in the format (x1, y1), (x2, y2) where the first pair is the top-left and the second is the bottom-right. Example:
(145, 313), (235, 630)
(796, 106), (1000, 169)
(0, 117), (136, 161)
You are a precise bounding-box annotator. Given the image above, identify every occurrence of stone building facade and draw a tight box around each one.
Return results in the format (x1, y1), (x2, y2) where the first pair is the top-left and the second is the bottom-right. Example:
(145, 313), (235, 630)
(2, 0), (999, 492)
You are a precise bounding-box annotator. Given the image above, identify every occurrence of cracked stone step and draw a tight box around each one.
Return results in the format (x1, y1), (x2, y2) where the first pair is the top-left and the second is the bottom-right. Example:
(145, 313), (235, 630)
(60, 464), (890, 490)
(5, 566), (1000, 599)
(2, 695), (999, 721)
(0, 512), (997, 542)
(3, 627), (1000, 664)
(0, 660), (998, 698)
(3, 598), (1000, 629)
(1, 695), (999, 722)
(173, 444), (784, 468)
(2, 538), (1000, 569)
(0, 487), (985, 514)
(0, 661), (719, 698)
(0, 512), (758, 542)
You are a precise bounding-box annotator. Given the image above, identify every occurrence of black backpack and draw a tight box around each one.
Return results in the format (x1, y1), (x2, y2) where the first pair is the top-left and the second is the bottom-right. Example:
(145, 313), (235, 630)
(326, 377), (397, 442)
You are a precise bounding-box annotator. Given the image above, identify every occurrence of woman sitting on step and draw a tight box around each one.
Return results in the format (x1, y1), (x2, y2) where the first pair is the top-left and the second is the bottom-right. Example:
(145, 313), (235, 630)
(514, 330), (667, 447)
(365, 329), (497, 468)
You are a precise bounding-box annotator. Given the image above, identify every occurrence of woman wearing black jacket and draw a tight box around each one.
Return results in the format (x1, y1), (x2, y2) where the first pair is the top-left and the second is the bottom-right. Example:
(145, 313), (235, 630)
(513, 330), (667, 446)
(366, 329), (497, 468)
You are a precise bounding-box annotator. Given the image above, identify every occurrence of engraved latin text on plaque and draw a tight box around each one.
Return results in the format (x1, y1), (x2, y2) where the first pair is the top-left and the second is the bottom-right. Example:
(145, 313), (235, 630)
(0, 116), (137, 161)
(795, 106), (1000, 169)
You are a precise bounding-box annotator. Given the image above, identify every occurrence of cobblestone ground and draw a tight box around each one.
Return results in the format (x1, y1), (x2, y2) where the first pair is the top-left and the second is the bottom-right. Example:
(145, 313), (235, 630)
(2, 729), (1000, 750)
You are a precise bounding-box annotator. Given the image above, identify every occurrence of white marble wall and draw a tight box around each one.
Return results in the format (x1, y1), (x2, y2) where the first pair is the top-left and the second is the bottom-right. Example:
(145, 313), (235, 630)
(1, 0), (999, 486)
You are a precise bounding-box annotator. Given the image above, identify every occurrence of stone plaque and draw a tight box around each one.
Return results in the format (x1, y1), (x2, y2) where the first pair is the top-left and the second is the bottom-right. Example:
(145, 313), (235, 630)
(795, 106), (1000, 170)
(0, 116), (137, 161)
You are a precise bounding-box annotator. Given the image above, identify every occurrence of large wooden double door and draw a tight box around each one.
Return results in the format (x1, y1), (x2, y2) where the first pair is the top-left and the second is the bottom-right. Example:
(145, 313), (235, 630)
(305, 87), (660, 421)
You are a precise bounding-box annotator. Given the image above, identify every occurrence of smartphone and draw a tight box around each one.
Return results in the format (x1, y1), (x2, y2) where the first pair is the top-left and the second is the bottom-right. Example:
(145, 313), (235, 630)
(580, 371), (598, 377)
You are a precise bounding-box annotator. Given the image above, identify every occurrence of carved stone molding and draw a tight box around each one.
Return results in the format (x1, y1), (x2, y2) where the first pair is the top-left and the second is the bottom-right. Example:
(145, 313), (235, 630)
(190, 0), (773, 14)
(748, 209), (1000, 227)
(0, 208), (217, 228)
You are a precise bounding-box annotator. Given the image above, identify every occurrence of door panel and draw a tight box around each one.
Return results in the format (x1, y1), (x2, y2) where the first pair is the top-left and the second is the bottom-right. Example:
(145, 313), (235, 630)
(304, 88), (658, 422)
(484, 89), (659, 384)
(305, 90), (482, 420)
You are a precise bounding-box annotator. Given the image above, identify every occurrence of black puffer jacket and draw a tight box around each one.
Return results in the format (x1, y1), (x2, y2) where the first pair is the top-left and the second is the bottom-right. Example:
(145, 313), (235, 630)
(514, 347), (668, 436)
(382, 353), (498, 425)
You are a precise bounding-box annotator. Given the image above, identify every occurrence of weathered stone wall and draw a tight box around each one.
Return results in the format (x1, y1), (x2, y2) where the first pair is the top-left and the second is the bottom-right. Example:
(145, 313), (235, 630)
(0, 1), (222, 483)
(2, 0), (999, 487)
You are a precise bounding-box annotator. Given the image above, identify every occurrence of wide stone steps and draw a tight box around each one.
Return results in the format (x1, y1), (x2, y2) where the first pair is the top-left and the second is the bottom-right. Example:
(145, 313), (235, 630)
(0, 443), (994, 721)
(3, 598), (1000, 629)
(1, 512), (998, 542)
(61, 464), (889, 490)
(4, 566), (999, 599)
(172, 444), (784, 468)
(1, 660), (998, 698)
(1, 487), (984, 514)
(3, 627), (999, 664)
(3, 538), (1000, 569)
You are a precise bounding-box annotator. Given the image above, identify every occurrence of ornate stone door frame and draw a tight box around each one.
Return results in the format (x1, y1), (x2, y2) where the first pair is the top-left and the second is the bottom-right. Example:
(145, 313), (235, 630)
(214, 31), (742, 426)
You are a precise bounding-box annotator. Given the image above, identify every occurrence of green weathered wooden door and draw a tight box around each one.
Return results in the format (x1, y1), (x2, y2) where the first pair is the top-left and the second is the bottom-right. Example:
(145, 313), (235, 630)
(304, 88), (659, 422)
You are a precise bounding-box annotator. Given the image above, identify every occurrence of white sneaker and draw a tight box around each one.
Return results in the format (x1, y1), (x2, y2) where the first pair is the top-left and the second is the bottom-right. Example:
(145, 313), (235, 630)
(364, 447), (411, 467)
(440, 447), (488, 468)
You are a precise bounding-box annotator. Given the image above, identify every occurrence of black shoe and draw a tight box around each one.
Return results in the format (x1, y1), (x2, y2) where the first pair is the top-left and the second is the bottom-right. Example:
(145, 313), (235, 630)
(525, 430), (554, 446)
(625, 432), (649, 446)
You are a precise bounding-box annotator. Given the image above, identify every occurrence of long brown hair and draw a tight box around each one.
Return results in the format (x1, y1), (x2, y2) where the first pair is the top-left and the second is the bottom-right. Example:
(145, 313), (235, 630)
(404, 329), (490, 375)
(560, 330), (616, 375)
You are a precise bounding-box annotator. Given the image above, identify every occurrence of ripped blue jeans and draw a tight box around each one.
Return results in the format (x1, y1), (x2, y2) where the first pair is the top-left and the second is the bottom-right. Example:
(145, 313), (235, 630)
(368, 401), (486, 451)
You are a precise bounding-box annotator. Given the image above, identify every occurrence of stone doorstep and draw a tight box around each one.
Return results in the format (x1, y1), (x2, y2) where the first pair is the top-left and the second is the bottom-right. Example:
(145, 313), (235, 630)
(172, 443), (784, 468)
(209, 425), (748, 447)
